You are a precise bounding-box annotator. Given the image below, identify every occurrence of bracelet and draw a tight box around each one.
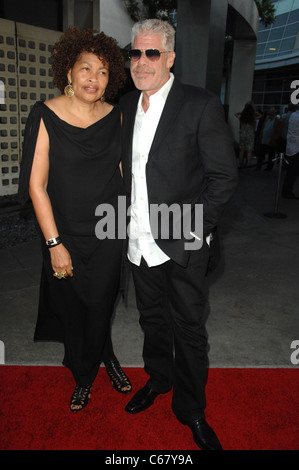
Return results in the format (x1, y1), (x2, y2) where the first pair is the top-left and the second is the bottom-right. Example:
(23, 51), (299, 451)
(46, 236), (62, 248)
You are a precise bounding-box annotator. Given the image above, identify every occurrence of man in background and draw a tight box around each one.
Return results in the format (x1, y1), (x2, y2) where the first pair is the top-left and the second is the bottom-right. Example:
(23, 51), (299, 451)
(282, 105), (299, 199)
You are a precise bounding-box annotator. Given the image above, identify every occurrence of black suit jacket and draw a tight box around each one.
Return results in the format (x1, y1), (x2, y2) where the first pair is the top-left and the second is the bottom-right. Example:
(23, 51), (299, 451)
(120, 78), (238, 267)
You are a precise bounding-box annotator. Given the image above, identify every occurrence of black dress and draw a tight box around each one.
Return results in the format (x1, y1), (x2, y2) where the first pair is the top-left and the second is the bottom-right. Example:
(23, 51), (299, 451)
(18, 101), (124, 387)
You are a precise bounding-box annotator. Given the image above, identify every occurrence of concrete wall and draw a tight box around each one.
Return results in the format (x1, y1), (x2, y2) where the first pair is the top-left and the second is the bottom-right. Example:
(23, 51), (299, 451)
(226, 0), (260, 141)
(175, 0), (228, 95)
(175, 0), (259, 141)
(63, 0), (133, 48)
(0, 19), (60, 196)
(100, 0), (134, 48)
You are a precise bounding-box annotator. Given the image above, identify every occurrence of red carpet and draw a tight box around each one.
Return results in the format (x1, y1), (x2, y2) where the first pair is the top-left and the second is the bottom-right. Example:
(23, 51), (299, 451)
(0, 366), (298, 450)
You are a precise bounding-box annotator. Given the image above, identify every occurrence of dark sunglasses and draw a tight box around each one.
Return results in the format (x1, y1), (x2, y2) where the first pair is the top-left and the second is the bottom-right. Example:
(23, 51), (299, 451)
(128, 49), (170, 62)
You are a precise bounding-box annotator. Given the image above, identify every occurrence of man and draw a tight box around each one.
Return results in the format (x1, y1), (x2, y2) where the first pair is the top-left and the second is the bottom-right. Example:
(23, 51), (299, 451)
(281, 103), (296, 154)
(120, 19), (238, 450)
(282, 106), (299, 199)
(256, 107), (282, 170)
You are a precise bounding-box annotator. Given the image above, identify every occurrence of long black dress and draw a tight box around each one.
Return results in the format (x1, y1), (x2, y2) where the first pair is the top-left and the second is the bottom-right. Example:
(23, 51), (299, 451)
(18, 101), (124, 387)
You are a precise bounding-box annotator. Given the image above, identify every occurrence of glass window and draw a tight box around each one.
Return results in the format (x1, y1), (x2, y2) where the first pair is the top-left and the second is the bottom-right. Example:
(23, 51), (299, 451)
(282, 91), (293, 105)
(258, 23), (267, 33)
(284, 23), (299, 38)
(269, 27), (285, 41)
(280, 37), (295, 51)
(288, 9), (299, 23)
(264, 41), (280, 55)
(273, 13), (289, 28)
(253, 80), (265, 92)
(266, 79), (281, 91)
(256, 44), (266, 56)
(283, 79), (296, 91)
(264, 93), (281, 105)
(252, 93), (264, 105)
(258, 30), (270, 42)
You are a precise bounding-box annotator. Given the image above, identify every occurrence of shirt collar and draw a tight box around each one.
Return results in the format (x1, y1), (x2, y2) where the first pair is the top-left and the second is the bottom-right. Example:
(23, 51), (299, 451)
(137, 73), (174, 113)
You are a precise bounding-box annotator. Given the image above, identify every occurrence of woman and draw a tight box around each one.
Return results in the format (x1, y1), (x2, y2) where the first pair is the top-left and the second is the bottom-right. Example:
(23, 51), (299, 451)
(18, 27), (131, 411)
(235, 102), (262, 167)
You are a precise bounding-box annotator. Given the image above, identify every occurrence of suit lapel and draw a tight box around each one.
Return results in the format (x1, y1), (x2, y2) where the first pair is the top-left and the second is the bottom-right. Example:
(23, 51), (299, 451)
(148, 79), (185, 159)
(123, 80), (185, 164)
(124, 91), (140, 167)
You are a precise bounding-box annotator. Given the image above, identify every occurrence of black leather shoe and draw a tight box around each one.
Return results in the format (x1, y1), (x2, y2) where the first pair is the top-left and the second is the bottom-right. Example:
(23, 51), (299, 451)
(189, 419), (222, 450)
(125, 383), (159, 414)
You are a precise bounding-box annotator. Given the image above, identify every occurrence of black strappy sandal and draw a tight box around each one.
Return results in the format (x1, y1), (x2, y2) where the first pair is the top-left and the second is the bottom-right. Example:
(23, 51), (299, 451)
(104, 358), (132, 394)
(70, 385), (91, 412)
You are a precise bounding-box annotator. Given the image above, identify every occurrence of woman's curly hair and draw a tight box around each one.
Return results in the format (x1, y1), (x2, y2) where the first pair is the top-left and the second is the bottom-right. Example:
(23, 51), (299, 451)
(51, 26), (126, 101)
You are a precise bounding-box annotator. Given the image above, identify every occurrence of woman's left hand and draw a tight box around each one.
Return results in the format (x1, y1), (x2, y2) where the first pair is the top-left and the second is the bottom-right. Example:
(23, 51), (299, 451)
(50, 243), (73, 278)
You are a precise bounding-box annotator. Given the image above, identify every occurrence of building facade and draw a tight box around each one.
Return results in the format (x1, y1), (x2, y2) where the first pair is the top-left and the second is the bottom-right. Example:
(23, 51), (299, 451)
(0, 20), (61, 196)
(175, 0), (259, 142)
(252, 0), (299, 114)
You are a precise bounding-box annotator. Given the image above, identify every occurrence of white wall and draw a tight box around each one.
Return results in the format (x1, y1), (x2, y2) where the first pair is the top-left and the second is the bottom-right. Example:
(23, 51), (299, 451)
(100, 0), (133, 48)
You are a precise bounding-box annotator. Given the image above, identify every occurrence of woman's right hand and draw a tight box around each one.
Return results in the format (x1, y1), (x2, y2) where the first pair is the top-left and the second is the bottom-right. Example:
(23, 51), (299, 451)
(49, 243), (73, 277)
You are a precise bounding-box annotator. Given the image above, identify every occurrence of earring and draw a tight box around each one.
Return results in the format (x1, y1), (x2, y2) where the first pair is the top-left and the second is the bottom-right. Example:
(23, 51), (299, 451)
(100, 94), (105, 103)
(64, 79), (74, 98)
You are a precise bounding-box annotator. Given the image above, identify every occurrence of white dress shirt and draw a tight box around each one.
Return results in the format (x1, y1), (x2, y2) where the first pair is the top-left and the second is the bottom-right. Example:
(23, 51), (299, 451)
(128, 74), (174, 267)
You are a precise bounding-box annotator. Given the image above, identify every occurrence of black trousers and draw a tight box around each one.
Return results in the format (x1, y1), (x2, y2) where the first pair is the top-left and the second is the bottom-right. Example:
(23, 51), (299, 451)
(256, 144), (276, 169)
(130, 241), (210, 424)
(282, 153), (299, 196)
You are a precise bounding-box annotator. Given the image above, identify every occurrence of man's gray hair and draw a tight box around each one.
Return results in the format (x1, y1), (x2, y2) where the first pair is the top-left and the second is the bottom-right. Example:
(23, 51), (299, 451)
(132, 19), (175, 51)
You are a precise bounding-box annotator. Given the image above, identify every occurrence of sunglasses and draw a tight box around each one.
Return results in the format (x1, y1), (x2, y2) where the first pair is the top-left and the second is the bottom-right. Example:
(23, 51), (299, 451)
(128, 49), (170, 62)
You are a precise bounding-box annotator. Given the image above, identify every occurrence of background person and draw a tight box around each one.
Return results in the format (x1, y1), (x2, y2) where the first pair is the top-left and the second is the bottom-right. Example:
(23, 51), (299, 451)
(256, 107), (282, 170)
(235, 102), (262, 167)
(282, 105), (299, 199)
(280, 102), (296, 155)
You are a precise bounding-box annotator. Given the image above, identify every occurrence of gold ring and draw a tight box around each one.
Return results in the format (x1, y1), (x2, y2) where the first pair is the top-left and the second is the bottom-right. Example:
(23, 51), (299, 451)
(53, 271), (68, 279)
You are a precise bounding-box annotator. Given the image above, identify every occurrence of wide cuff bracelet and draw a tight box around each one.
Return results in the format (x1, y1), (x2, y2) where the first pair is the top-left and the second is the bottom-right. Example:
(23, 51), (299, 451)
(46, 236), (62, 248)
